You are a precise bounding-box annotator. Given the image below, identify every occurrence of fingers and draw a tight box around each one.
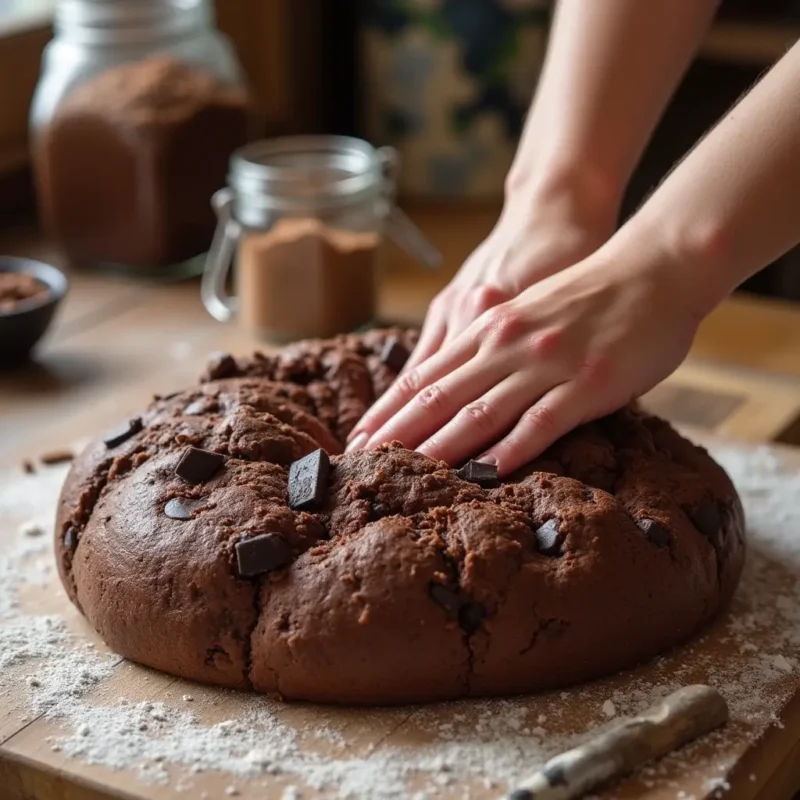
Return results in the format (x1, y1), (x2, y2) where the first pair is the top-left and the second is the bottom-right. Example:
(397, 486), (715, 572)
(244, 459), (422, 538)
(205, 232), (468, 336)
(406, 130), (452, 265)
(440, 284), (510, 350)
(403, 284), (509, 375)
(416, 372), (541, 466)
(479, 382), (590, 476)
(362, 353), (507, 452)
(402, 307), (446, 376)
(346, 332), (480, 450)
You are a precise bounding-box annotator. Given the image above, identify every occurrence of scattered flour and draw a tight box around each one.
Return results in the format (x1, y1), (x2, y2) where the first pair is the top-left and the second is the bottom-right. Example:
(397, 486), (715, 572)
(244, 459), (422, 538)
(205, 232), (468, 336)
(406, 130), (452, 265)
(1, 446), (799, 798)
(601, 700), (617, 719)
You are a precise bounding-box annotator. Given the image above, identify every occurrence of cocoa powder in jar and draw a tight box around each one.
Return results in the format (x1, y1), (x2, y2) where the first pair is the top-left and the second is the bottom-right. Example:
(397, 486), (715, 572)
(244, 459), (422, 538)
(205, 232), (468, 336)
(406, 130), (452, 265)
(237, 218), (381, 341)
(34, 56), (252, 269)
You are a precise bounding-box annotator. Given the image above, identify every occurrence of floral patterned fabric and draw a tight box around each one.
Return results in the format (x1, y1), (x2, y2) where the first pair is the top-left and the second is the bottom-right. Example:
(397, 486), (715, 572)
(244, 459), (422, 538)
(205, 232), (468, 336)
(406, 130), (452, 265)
(361, 0), (550, 199)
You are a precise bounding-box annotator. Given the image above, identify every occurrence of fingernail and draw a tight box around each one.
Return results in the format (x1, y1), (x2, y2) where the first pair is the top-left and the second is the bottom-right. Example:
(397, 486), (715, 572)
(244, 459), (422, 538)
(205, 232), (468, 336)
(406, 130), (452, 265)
(476, 453), (497, 466)
(346, 431), (369, 453)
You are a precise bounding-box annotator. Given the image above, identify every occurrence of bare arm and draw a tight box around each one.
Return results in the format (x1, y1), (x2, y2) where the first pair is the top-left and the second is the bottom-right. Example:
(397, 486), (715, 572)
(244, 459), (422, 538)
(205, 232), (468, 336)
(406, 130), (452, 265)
(393, 0), (721, 386)
(622, 36), (800, 316)
(509, 0), (721, 207)
(351, 40), (800, 474)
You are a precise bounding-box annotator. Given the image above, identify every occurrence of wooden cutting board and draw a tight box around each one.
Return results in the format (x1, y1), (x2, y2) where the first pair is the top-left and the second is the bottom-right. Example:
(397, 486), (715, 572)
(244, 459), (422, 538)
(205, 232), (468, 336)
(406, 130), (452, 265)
(0, 218), (798, 799)
(0, 418), (798, 799)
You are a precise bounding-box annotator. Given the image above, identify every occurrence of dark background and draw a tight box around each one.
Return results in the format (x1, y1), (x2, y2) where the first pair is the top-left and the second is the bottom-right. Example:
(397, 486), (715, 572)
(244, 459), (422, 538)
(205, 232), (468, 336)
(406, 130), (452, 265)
(319, 0), (800, 301)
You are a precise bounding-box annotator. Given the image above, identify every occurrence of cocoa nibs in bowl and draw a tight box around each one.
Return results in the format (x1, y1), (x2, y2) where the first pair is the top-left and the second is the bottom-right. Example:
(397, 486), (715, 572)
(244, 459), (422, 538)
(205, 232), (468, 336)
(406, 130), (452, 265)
(0, 273), (50, 313)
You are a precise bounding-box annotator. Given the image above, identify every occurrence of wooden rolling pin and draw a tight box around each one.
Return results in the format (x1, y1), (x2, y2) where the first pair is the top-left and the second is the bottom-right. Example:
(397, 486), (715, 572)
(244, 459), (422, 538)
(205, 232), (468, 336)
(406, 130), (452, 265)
(506, 685), (729, 800)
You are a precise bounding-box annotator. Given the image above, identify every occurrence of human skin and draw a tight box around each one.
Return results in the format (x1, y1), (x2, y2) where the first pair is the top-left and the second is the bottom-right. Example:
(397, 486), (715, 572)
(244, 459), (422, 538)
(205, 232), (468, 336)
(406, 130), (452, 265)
(349, 32), (800, 475)
(400, 0), (722, 375)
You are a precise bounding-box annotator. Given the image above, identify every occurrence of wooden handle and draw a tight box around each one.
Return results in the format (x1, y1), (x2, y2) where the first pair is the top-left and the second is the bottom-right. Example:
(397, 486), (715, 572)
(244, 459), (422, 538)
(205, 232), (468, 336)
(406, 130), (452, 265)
(507, 685), (729, 800)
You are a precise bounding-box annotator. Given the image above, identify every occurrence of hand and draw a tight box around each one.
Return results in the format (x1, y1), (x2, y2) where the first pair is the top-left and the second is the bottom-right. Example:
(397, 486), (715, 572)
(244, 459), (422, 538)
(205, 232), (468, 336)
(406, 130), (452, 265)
(347, 245), (702, 475)
(400, 186), (616, 375)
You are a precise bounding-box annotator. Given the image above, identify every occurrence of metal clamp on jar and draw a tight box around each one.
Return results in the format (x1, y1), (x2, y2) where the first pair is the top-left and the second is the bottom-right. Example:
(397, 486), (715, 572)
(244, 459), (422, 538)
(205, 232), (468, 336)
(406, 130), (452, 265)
(202, 135), (441, 341)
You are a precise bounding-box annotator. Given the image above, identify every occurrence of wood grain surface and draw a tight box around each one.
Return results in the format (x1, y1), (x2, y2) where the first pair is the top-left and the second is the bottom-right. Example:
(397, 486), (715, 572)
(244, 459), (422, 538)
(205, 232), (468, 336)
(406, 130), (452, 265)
(0, 206), (799, 800)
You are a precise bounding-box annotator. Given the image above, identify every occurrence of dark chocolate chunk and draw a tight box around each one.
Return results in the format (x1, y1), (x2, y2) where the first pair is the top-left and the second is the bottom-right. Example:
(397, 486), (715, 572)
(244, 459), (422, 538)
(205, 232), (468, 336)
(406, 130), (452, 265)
(206, 352), (238, 380)
(543, 764), (567, 787)
(235, 533), (292, 578)
(429, 583), (460, 615)
(103, 417), (143, 449)
(534, 519), (564, 557)
(507, 791), (534, 800)
(688, 499), (722, 540)
(456, 460), (498, 488)
(687, 499), (725, 551)
(64, 526), (78, 552)
(288, 449), (330, 511)
(638, 518), (671, 547)
(175, 447), (225, 485)
(380, 338), (410, 373)
(458, 602), (486, 634)
(164, 498), (201, 521)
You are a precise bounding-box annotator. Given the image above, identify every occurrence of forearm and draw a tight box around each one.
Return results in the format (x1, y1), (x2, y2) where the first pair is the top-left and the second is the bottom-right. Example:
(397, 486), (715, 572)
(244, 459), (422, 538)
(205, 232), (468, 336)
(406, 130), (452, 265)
(621, 39), (800, 317)
(508, 0), (719, 218)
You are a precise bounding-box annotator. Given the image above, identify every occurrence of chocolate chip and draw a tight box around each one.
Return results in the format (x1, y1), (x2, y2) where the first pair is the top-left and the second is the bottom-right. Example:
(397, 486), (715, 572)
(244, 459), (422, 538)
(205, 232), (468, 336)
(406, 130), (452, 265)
(103, 417), (143, 449)
(638, 518), (671, 547)
(459, 602), (486, 634)
(235, 533), (292, 578)
(688, 499), (724, 550)
(380, 338), (410, 373)
(543, 764), (567, 787)
(288, 449), (330, 511)
(64, 526), (78, 552)
(534, 519), (564, 557)
(164, 498), (200, 521)
(429, 583), (460, 615)
(175, 447), (225, 485)
(689, 499), (721, 538)
(456, 460), (498, 488)
(206, 352), (238, 380)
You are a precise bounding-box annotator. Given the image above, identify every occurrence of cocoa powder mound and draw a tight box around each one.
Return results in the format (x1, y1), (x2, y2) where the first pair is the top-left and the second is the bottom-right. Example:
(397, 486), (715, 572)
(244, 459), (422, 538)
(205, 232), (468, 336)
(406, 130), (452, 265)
(237, 218), (381, 341)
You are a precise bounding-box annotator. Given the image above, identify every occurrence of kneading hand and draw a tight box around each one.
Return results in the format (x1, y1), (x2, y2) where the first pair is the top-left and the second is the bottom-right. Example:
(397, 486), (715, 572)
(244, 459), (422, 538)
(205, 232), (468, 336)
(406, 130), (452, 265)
(347, 247), (700, 476)
(401, 194), (614, 376)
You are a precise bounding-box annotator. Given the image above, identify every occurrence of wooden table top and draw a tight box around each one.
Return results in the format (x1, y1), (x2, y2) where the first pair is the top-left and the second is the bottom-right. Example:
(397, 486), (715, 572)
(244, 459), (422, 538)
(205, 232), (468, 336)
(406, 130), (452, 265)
(0, 208), (799, 800)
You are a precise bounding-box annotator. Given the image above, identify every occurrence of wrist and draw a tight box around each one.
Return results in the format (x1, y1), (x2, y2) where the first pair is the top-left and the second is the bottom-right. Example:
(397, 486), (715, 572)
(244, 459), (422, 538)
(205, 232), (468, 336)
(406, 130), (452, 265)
(609, 209), (735, 325)
(504, 158), (623, 240)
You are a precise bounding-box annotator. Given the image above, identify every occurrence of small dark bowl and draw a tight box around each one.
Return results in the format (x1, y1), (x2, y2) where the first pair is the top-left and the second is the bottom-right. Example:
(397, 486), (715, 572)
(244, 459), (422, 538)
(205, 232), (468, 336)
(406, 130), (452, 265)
(0, 256), (68, 368)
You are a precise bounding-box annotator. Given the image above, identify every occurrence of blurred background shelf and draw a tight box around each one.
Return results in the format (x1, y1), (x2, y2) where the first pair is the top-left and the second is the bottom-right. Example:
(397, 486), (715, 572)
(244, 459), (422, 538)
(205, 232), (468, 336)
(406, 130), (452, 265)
(0, 0), (799, 299)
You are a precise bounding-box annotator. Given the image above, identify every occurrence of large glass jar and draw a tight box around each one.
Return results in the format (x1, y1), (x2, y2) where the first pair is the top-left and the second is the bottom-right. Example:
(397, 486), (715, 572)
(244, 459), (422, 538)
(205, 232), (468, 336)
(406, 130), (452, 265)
(30, 0), (253, 277)
(202, 136), (442, 341)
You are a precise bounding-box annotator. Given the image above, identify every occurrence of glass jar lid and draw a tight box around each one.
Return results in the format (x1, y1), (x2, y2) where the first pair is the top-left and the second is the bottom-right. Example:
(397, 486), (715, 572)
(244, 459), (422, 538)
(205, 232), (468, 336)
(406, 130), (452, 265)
(55, 0), (212, 42)
(229, 136), (388, 224)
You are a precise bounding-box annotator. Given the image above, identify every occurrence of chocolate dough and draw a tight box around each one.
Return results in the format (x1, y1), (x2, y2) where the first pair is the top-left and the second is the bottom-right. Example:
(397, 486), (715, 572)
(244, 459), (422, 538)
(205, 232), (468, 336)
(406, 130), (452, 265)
(55, 328), (746, 704)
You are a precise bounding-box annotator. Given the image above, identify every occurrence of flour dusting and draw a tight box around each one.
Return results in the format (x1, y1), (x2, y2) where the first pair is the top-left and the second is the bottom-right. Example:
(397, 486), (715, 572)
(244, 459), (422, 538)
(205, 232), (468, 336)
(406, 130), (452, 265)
(0, 446), (799, 798)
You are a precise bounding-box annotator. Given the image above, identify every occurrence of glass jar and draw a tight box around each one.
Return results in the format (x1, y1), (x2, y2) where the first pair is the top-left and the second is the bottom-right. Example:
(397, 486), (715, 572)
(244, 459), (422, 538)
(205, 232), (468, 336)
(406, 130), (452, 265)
(202, 136), (442, 341)
(30, 0), (253, 278)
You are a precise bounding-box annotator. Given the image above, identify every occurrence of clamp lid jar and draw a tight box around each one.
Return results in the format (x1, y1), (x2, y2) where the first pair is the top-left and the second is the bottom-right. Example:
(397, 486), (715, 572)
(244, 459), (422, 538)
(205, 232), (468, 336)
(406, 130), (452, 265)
(203, 135), (441, 341)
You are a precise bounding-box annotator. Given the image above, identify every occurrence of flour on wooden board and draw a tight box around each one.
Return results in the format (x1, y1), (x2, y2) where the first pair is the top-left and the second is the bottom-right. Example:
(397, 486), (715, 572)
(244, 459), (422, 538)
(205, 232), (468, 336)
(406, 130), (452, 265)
(0, 446), (799, 799)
